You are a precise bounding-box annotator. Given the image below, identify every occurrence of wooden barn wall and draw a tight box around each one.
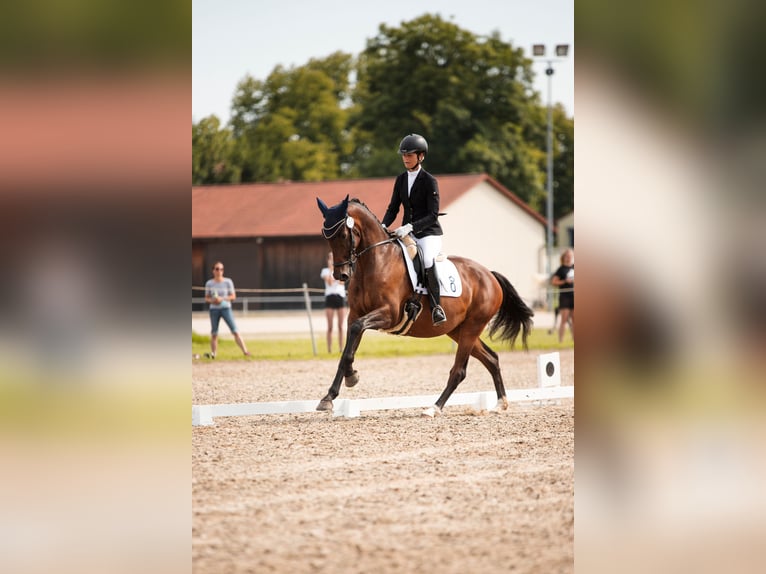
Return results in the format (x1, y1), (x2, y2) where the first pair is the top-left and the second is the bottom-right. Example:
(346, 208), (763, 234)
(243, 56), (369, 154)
(194, 236), (329, 309)
(192, 241), (205, 297)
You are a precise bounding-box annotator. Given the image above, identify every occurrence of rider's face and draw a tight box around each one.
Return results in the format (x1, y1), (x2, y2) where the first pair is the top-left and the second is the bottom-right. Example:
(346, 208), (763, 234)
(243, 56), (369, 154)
(401, 152), (420, 171)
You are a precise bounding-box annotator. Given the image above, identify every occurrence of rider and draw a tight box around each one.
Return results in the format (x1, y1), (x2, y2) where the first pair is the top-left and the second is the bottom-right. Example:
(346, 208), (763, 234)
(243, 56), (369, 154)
(381, 133), (447, 326)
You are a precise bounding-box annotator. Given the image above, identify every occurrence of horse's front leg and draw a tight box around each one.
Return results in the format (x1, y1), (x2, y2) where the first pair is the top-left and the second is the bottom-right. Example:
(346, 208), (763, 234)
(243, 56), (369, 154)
(338, 312), (367, 388)
(316, 309), (390, 412)
(316, 319), (364, 411)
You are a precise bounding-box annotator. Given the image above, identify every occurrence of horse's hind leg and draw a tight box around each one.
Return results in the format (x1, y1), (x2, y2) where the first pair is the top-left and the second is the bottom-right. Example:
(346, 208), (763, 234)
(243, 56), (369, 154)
(428, 331), (478, 415)
(427, 351), (470, 416)
(470, 339), (509, 411)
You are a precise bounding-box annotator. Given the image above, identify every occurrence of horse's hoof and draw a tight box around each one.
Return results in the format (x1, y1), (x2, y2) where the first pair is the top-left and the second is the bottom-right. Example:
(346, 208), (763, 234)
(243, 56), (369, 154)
(316, 399), (333, 412)
(421, 406), (441, 418)
(344, 371), (359, 388)
(496, 397), (509, 411)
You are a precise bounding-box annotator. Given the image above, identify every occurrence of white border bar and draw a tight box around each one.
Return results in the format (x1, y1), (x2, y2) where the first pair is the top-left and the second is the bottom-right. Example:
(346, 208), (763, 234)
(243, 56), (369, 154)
(192, 386), (573, 426)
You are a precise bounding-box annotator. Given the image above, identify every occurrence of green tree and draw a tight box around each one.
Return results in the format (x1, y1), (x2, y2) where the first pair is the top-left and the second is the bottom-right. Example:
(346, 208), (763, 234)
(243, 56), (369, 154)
(192, 115), (239, 185)
(552, 106), (574, 221)
(191, 14), (574, 222)
(351, 13), (548, 205)
(523, 101), (575, 219)
(229, 52), (355, 182)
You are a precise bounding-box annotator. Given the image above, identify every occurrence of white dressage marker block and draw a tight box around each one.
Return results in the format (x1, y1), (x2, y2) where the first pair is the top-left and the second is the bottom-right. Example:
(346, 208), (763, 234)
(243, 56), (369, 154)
(478, 391), (495, 411)
(192, 405), (214, 426)
(192, 387), (574, 425)
(334, 399), (360, 418)
(537, 352), (562, 388)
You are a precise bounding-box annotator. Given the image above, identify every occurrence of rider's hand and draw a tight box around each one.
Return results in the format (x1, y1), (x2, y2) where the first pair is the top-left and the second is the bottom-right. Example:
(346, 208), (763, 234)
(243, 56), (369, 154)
(394, 223), (413, 238)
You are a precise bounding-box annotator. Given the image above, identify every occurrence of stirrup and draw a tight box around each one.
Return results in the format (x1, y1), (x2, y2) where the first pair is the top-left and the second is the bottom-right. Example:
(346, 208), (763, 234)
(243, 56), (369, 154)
(432, 305), (447, 325)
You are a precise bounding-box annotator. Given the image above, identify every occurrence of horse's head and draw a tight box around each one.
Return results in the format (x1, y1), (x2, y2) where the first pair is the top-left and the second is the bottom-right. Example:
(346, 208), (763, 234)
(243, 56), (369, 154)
(318, 195), (392, 282)
(317, 195), (357, 281)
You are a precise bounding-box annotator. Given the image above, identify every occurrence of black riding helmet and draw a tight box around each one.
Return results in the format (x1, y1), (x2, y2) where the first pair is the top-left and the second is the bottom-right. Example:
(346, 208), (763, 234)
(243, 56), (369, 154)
(398, 133), (428, 155)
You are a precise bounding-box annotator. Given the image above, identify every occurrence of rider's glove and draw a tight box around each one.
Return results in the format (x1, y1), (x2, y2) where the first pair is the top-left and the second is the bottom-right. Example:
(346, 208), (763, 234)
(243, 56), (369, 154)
(394, 223), (413, 238)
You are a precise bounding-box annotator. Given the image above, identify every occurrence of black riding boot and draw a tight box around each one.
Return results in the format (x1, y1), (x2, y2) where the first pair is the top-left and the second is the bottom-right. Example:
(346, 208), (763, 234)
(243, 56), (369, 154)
(425, 266), (447, 325)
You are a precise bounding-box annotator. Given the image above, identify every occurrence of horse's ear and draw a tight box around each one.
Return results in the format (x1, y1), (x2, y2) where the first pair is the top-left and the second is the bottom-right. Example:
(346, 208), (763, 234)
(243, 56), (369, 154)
(342, 195), (349, 209)
(316, 197), (329, 216)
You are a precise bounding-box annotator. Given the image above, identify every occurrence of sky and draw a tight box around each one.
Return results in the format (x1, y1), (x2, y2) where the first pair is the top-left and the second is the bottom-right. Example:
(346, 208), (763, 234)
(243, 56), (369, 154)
(192, 0), (574, 124)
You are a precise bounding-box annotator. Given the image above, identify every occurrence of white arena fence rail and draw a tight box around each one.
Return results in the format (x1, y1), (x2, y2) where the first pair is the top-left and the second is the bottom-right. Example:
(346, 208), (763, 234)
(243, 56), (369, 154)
(192, 283), (571, 356)
(193, 283), (325, 354)
(192, 284), (325, 314)
(191, 285), (571, 314)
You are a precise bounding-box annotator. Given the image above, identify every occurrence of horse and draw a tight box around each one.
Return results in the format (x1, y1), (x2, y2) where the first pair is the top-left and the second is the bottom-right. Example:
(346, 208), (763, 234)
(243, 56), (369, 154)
(316, 195), (534, 417)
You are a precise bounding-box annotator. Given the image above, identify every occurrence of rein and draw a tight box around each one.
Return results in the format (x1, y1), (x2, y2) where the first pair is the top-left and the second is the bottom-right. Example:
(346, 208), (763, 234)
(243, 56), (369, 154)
(323, 217), (396, 271)
(334, 237), (396, 270)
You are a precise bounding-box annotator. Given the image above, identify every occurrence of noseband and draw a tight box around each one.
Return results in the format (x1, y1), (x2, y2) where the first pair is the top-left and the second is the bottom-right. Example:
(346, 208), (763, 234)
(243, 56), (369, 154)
(322, 216), (395, 273)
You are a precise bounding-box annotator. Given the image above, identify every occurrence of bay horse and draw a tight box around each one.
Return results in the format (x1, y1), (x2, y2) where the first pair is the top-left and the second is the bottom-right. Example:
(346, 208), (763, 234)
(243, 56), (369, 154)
(316, 195), (534, 416)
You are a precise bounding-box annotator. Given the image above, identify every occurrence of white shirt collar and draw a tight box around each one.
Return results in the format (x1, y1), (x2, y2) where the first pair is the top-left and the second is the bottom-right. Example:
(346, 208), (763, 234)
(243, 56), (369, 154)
(406, 166), (420, 196)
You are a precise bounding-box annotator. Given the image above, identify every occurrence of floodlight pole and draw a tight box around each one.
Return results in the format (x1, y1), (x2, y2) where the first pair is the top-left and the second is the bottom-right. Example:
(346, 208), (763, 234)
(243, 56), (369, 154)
(533, 44), (569, 311)
(545, 63), (554, 310)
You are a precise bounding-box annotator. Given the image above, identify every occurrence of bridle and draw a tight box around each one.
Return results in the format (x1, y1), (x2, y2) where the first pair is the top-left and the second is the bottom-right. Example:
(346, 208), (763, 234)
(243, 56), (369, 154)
(322, 216), (396, 273)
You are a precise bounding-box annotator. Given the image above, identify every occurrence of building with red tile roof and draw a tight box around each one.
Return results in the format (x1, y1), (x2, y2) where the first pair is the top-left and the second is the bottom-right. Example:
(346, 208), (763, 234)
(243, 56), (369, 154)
(193, 173), (552, 308)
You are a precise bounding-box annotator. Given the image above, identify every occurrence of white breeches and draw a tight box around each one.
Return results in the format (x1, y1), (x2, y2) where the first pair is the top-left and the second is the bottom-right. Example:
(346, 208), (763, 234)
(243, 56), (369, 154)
(415, 234), (442, 268)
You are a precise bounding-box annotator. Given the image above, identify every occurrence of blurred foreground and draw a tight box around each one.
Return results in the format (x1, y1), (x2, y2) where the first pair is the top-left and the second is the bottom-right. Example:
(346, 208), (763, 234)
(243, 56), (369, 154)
(1, 1), (766, 573)
(0, 2), (189, 573)
(576, 1), (766, 572)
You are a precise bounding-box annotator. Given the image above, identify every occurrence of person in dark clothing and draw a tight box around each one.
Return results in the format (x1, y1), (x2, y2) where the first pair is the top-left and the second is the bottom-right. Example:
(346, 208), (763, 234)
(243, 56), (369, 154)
(381, 134), (446, 325)
(551, 249), (574, 342)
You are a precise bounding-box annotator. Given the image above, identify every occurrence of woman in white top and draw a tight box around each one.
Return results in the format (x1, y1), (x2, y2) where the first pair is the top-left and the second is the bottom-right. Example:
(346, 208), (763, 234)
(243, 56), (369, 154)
(320, 252), (347, 353)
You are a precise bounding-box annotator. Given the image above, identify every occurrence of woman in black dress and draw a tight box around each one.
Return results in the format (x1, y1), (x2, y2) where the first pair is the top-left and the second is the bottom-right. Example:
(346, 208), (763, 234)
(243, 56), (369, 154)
(551, 249), (574, 342)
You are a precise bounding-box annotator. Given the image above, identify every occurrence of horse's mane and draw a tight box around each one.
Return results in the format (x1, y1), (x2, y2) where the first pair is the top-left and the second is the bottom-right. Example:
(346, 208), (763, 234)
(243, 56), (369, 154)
(349, 198), (385, 229)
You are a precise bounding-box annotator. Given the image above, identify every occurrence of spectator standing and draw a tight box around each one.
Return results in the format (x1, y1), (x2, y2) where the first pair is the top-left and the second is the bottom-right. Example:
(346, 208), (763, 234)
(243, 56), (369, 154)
(204, 261), (251, 358)
(551, 249), (574, 342)
(320, 252), (347, 353)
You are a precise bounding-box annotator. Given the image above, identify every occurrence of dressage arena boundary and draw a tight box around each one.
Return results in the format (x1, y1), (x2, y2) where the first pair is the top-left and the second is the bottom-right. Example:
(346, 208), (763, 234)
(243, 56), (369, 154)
(192, 385), (573, 426)
(193, 352), (571, 426)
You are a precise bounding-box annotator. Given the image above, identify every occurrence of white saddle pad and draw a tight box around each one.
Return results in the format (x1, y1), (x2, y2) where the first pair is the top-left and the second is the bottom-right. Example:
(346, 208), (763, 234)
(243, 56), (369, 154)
(398, 240), (463, 297)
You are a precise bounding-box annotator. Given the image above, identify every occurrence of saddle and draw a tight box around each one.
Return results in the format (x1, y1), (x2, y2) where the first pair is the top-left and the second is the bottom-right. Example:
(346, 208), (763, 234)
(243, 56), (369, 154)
(401, 234), (426, 288)
(383, 236), (463, 335)
(392, 234), (463, 298)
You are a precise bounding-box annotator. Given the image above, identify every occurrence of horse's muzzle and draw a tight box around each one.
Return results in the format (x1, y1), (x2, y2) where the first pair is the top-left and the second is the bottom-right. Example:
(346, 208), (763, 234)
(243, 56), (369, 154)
(334, 266), (351, 282)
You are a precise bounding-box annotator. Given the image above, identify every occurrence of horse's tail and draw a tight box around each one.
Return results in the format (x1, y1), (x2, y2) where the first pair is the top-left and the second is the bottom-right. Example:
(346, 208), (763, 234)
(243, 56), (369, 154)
(488, 271), (535, 350)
